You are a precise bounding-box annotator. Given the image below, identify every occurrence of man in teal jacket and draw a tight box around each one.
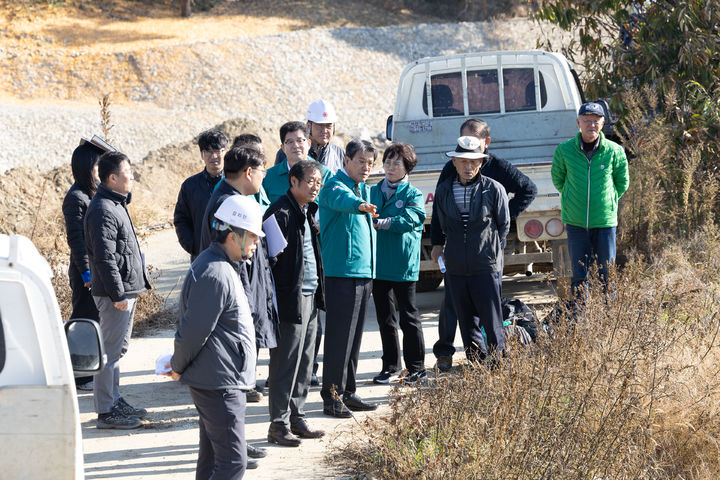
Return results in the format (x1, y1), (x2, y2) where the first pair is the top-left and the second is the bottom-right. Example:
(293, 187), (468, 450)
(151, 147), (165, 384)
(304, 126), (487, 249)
(317, 139), (378, 418)
(263, 121), (332, 205)
(551, 102), (629, 298)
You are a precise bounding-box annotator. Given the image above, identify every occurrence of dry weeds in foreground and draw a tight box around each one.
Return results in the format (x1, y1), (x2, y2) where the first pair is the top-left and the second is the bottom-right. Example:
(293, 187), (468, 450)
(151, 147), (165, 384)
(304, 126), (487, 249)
(339, 232), (720, 479)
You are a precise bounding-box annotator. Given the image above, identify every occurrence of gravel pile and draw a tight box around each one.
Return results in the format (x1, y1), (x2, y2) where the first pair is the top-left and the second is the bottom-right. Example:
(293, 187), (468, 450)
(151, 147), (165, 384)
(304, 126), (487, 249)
(0, 19), (571, 173)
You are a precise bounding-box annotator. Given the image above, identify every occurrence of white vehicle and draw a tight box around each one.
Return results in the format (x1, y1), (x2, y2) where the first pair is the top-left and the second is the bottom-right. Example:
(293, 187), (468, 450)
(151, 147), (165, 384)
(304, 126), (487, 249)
(384, 50), (588, 290)
(0, 234), (105, 479)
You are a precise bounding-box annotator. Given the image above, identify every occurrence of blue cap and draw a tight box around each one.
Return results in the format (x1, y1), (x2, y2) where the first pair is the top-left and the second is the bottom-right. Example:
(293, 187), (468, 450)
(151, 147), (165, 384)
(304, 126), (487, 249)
(578, 102), (605, 117)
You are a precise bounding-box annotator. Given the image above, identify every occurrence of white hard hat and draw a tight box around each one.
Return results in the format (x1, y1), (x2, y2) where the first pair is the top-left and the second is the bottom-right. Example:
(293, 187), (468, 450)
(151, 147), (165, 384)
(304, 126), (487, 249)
(306, 99), (337, 124)
(214, 195), (265, 237)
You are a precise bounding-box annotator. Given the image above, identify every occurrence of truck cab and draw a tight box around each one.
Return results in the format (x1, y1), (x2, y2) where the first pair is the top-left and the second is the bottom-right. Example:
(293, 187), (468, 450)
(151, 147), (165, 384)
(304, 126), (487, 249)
(384, 50), (583, 289)
(0, 234), (105, 479)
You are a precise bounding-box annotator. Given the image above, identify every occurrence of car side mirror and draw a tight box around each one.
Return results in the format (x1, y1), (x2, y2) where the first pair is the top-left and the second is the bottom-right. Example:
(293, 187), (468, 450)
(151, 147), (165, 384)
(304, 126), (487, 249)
(386, 115), (393, 141)
(64, 319), (106, 376)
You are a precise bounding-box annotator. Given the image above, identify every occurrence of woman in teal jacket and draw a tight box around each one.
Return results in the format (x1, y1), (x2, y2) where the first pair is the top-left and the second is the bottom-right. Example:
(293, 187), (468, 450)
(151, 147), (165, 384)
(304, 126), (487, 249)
(369, 143), (427, 385)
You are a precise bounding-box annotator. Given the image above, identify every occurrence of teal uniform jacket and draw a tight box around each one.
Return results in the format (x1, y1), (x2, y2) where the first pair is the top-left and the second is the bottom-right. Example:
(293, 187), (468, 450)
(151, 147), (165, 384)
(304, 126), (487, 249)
(263, 158), (332, 205)
(369, 180), (426, 282)
(317, 170), (376, 279)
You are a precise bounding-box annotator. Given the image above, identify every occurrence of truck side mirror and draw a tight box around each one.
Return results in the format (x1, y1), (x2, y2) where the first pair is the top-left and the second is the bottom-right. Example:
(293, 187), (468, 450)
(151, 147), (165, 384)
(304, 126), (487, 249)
(64, 319), (106, 376)
(386, 115), (393, 141)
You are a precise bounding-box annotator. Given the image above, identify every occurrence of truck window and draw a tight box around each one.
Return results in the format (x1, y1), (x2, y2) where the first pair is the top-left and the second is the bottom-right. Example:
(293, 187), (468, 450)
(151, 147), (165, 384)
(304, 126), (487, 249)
(467, 70), (500, 114)
(502, 68), (548, 112)
(422, 73), (463, 117)
(423, 68), (548, 117)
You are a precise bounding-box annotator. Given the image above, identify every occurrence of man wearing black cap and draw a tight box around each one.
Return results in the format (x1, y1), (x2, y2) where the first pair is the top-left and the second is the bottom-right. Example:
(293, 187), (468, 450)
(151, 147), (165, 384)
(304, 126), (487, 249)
(551, 102), (629, 299)
(433, 136), (510, 363)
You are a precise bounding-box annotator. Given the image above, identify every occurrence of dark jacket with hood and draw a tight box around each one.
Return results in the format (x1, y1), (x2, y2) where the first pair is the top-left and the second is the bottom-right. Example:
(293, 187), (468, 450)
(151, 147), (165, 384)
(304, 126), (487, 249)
(264, 191), (325, 323)
(200, 180), (278, 349)
(62, 144), (101, 281)
(430, 153), (537, 246)
(173, 168), (223, 260)
(84, 183), (151, 301)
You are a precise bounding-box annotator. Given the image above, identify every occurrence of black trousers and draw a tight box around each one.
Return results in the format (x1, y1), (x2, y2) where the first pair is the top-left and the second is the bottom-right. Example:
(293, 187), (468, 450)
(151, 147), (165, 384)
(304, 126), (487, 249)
(189, 387), (247, 480)
(372, 279), (425, 374)
(432, 283), (458, 358)
(444, 271), (505, 362)
(68, 263), (99, 320)
(321, 276), (372, 401)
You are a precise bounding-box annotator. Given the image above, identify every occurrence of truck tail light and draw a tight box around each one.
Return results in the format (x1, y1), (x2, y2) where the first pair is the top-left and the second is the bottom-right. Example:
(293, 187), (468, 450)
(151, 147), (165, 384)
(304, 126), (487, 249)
(545, 218), (564, 237)
(524, 219), (543, 239)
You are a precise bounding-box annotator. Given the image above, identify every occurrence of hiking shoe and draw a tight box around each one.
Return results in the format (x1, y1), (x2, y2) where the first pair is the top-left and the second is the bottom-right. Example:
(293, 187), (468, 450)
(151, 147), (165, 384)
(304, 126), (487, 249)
(435, 355), (452, 372)
(373, 370), (401, 384)
(247, 444), (267, 458)
(404, 370), (428, 385)
(115, 397), (148, 418)
(246, 389), (263, 403)
(97, 407), (142, 430)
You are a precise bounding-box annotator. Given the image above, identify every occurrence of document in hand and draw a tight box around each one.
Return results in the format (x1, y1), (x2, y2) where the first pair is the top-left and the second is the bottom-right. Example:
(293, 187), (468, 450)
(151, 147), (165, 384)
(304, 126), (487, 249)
(263, 214), (288, 258)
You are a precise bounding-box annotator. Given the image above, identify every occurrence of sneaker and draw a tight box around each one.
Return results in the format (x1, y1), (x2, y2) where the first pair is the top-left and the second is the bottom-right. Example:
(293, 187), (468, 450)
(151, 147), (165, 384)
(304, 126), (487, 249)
(246, 389), (263, 403)
(404, 370), (428, 385)
(373, 370), (401, 384)
(76, 380), (94, 391)
(247, 443), (267, 459)
(115, 397), (148, 418)
(435, 355), (452, 372)
(97, 407), (142, 430)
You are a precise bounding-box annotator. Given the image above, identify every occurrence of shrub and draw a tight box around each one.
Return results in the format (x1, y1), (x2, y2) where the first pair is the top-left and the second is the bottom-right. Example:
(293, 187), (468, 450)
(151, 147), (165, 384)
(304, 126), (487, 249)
(338, 237), (720, 479)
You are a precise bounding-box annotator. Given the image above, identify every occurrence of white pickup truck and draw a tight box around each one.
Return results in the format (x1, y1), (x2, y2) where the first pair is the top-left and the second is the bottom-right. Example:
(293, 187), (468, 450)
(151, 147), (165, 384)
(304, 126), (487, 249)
(383, 50), (586, 291)
(0, 234), (105, 479)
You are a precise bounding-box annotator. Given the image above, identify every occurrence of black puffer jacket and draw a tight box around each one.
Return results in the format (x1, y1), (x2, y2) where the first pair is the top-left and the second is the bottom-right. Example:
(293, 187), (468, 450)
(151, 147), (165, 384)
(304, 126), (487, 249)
(62, 144), (100, 276)
(84, 183), (151, 301)
(431, 153), (537, 245)
(173, 169), (223, 260)
(263, 191), (325, 323)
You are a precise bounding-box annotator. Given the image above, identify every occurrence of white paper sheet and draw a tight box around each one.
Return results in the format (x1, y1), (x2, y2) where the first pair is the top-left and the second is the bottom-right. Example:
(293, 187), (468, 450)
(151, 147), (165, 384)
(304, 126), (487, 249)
(263, 214), (288, 258)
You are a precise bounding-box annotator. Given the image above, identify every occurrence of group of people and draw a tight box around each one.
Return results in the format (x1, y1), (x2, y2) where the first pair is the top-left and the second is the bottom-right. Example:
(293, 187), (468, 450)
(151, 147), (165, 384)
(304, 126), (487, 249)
(61, 98), (628, 479)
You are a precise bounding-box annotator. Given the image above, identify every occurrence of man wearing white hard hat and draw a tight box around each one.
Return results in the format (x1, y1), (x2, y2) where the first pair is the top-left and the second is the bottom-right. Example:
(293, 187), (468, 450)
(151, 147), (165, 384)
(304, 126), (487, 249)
(273, 99), (345, 174)
(167, 194), (264, 479)
(433, 136), (510, 364)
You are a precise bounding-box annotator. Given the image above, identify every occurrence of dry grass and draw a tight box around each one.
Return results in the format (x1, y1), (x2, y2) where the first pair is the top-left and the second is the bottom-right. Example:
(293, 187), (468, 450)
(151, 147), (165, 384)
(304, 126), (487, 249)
(338, 235), (720, 479)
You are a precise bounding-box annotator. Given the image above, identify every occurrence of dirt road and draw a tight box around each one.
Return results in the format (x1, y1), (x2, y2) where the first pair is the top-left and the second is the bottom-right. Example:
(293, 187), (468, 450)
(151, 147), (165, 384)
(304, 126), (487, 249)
(78, 228), (556, 479)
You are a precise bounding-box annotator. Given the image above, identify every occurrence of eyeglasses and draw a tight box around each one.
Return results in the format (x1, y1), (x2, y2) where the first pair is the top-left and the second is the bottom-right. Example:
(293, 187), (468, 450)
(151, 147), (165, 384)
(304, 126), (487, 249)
(283, 137), (308, 146)
(354, 158), (374, 168)
(202, 148), (226, 157)
(383, 159), (405, 169)
(303, 178), (324, 189)
(252, 167), (267, 177)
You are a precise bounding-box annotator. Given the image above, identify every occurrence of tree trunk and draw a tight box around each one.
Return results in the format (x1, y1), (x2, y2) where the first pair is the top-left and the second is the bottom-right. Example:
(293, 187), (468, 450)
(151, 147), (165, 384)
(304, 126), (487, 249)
(180, 0), (191, 17)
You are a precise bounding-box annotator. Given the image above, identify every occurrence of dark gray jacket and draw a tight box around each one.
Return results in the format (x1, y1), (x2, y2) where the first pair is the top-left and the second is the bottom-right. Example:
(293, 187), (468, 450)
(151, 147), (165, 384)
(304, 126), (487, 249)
(434, 175), (510, 275)
(84, 183), (150, 301)
(172, 243), (256, 390)
(173, 168), (223, 260)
